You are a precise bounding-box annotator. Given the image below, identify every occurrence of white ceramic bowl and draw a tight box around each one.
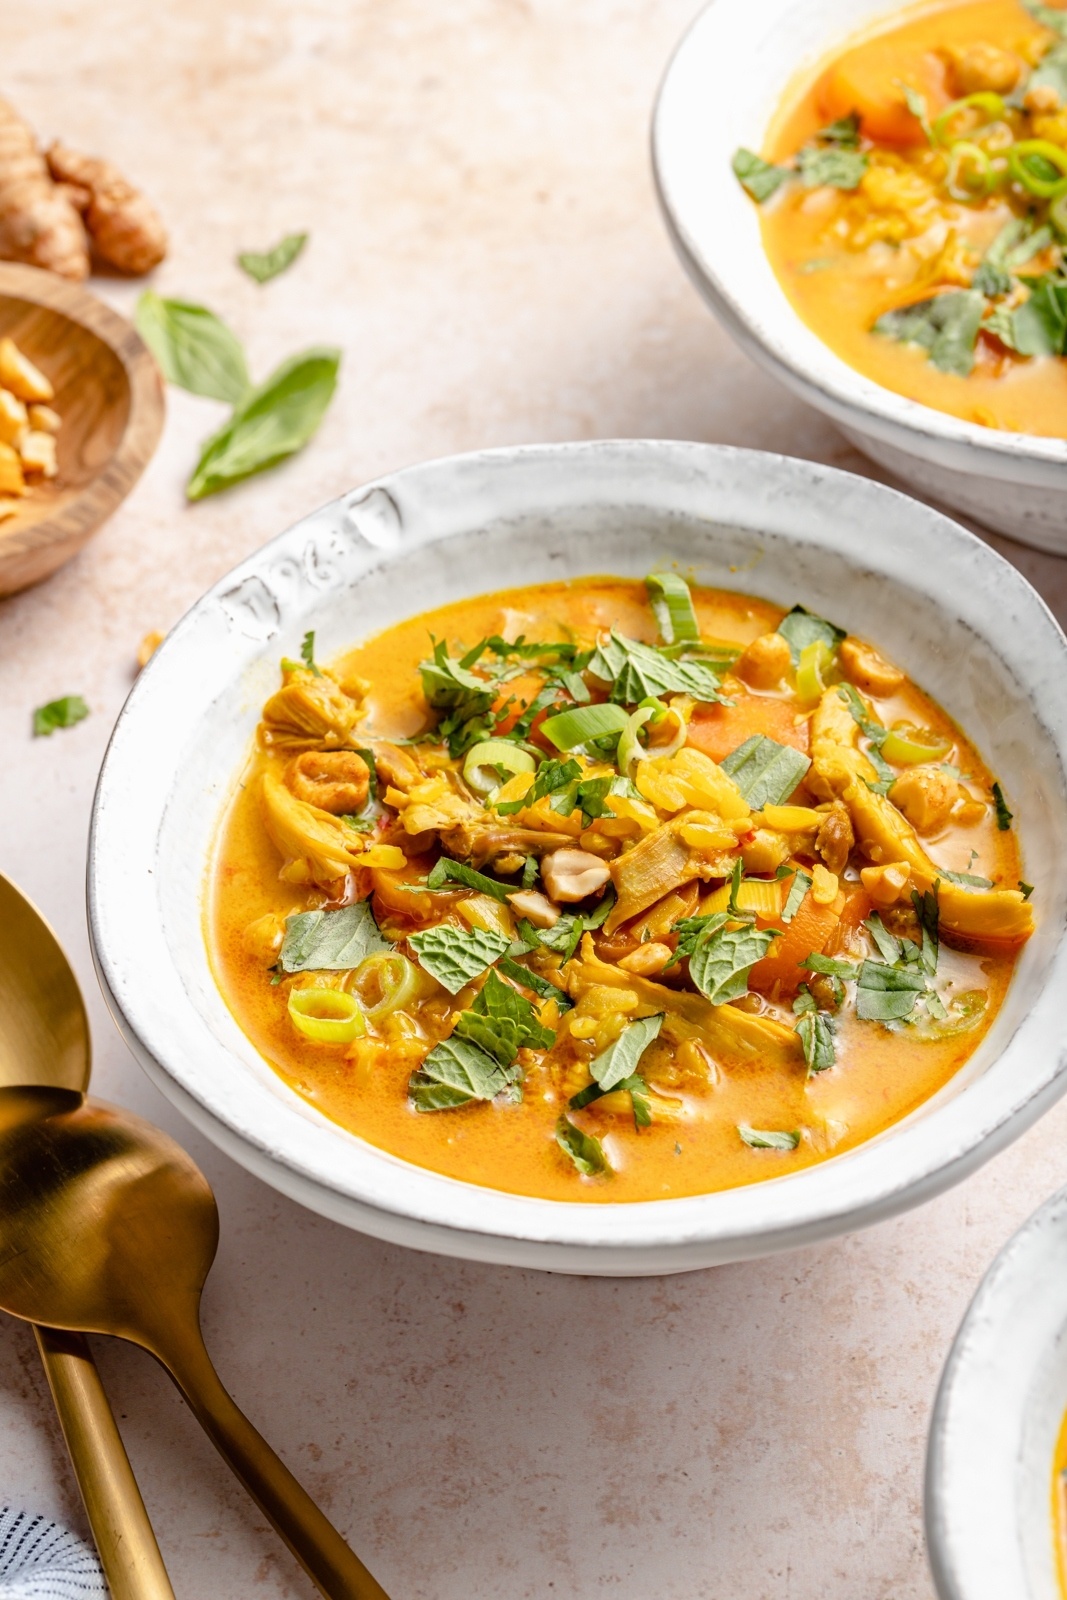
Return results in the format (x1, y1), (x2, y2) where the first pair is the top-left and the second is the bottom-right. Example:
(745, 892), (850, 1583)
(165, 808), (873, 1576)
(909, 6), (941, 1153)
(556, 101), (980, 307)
(927, 1186), (1067, 1600)
(652, 0), (1067, 552)
(88, 441), (1067, 1275)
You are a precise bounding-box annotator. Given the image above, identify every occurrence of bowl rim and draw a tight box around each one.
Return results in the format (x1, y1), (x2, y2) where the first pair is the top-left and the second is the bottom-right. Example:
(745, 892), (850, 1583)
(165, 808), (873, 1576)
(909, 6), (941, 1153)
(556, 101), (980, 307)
(87, 439), (1067, 1271)
(651, 0), (1067, 475)
(926, 1183), (1067, 1600)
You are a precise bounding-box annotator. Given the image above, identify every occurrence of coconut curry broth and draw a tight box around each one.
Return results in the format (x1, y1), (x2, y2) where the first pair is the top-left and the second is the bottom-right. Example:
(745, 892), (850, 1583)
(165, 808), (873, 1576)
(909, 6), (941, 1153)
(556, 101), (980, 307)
(207, 575), (1030, 1203)
(740, 0), (1067, 437)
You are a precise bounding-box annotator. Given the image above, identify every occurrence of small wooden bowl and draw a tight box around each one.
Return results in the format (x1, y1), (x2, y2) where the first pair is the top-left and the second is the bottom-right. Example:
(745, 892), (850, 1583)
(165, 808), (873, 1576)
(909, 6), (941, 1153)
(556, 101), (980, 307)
(0, 263), (165, 597)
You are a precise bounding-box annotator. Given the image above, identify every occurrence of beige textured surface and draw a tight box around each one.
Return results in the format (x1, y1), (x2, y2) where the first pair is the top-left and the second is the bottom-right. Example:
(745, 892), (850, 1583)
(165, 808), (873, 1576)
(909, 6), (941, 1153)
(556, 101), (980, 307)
(1, 2), (1066, 1596)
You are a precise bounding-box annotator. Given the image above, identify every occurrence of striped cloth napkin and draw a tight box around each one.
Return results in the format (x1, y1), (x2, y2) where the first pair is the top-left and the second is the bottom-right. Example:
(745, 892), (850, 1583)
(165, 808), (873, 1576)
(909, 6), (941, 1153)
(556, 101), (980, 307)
(0, 1509), (104, 1598)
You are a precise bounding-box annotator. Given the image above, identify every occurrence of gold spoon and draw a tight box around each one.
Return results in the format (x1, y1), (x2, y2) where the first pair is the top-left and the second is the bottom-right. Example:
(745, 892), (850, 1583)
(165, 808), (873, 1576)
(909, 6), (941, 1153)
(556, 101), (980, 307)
(0, 1090), (391, 1600)
(0, 872), (175, 1599)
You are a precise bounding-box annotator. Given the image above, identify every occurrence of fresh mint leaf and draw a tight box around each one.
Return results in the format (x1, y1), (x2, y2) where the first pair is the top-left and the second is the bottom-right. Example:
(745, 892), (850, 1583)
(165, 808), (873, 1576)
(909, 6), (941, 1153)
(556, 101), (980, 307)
(32, 695), (89, 737)
(534, 890), (616, 960)
(720, 734), (812, 808)
(776, 604), (846, 663)
(570, 1072), (651, 1128)
(279, 900), (389, 973)
(940, 868), (994, 888)
(992, 781), (1013, 830)
(864, 913), (902, 964)
(409, 1033), (516, 1111)
(556, 1115), (611, 1175)
(135, 292), (250, 404)
(994, 273), (1067, 357)
(238, 232), (307, 284)
(855, 959), (926, 1021)
(588, 1013), (664, 1092)
(796, 1010), (836, 1075)
(646, 572), (700, 644)
(495, 757), (581, 817)
(587, 631), (725, 705)
(299, 629), (321, 675)
(973, 219), (1053, 297)
(782, 868), (812, 923)
(732, 147), (791, 202)
(911, 882), (940, 974)
(816, 112), (862, 146)
(689, 924), (778, 1006)
(738, 1125), (801, 1151)
(874, 290), (984, 376)
(426, 858), (512, 902)
(187, 346), (341, 499)
(470, 968), (555, 1050)
(497, 953), (572, 1010)
(837, 684), (896, 785)
(800, 951), (855, 978)
(798, 144), (868, 189)
(409, 925), (509, 993)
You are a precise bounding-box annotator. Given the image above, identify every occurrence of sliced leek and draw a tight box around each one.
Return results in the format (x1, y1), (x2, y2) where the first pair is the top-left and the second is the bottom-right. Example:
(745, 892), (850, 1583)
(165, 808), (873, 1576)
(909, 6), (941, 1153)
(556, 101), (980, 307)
(646, 572), (700, 644)
(881, 722), (952, 765)
(462, 739), (535, 796)
(346, 951), (419, 1021)
(540, 701), (630, 750)
(288, 985), (366, 1043)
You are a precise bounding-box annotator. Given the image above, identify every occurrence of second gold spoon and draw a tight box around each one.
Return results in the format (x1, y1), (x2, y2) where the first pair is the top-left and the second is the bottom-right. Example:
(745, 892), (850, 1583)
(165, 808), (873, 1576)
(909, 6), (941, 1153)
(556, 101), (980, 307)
(0, 1095), (390, 1600)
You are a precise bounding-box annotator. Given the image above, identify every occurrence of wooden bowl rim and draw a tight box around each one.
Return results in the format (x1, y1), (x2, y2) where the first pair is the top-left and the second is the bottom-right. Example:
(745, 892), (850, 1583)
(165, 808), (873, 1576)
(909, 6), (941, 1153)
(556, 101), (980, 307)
(0, 262), (165, 572)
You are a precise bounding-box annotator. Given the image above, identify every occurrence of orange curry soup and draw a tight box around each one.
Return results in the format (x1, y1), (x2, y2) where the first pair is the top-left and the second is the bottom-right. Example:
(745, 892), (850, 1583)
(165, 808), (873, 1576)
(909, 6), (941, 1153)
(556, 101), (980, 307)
(207, 576), (1032, 1203)
(1053, 1411), (1067, 1592)
(743, 0), (1067, 436)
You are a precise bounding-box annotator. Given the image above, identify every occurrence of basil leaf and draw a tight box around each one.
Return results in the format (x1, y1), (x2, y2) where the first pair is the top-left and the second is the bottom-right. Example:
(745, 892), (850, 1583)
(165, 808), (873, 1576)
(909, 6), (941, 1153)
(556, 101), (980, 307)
(797, 144), (868, 189)
(992, 781), (1013, 831)
(187, 346), (341, 500)
(781, 868), (812, 923)
(816, 113), (861, 146)
(837, 685), (896, 785)
(732, 147), (791, 202)
(689, 924), (778, 1006)
(589, 1013), (664, 1092)
(409, 1033), (516, 1111)
(571, 1072), (651, 1128)
(135, 293), (250, 405)
(426, 858), (512, 902)
(796, 1010), (836, 1075)
(973, 219), (1052, 297)
(32, 695), (89, 737)
(902, 86), (934, 143)
(556, 1115), (611, 1175)
(738, 1125), (800, 1151)
(664, 912), (730, 968)
(720, 734), (812, 808)
(940, 869), (994, 888)
(855, 959), (927, 1021)
(534, 890), (615, 960)
(587, 632), (725, 705)
(237, 232), (307, 284)
(471, 968), (555, 1050)
(279, 900), (389, 973)
(497, 953), (572, 1010)
(800, 951), (855, 978)
(1002, 274), (1067, 357)
(776, 604), (845, 663)
(408, 925), (509, 993)
(646, 572), (700, 644)
(864, 913), (902, 964)
(495, 757), (581, 817)
(911, 882), (940, 974)
(873, 290), (984, 377)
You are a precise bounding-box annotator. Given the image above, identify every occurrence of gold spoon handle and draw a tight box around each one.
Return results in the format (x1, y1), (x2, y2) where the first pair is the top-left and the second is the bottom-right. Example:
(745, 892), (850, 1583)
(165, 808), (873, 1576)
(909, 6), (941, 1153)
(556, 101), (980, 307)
(34, 1325), (176, 1600)
(159, 1328), (389, 1600)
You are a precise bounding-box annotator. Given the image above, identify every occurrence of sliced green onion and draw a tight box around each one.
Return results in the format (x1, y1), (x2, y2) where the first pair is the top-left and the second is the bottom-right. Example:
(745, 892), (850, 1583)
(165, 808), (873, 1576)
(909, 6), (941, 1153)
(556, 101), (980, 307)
(795, 639), (834, 706)
(1008, 140), (1067, 199)
(932, 93), (1006, 147)
(881, 722), (952, 765)
(947, 141), (993, 201)
(345, 951), (419, 1020)
(646, 572), (699, 644)
(288, 985), (366, 1043)
(540, 702), (630, 750)
(617, 706), (654, 779)
(462, 739), (535, 795)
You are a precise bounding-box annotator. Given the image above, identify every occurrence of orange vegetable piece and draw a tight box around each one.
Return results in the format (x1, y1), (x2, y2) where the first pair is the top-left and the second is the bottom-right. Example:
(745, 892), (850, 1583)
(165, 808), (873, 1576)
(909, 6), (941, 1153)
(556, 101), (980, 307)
(749, 896), (840, 998)
(686, 692), (810, 765)
(816, 43), (949, 144)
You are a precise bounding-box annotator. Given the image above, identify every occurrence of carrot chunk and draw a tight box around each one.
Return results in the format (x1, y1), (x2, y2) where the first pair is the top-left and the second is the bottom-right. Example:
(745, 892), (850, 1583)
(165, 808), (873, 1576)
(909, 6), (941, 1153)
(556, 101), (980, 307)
(687, 693), (810, 765)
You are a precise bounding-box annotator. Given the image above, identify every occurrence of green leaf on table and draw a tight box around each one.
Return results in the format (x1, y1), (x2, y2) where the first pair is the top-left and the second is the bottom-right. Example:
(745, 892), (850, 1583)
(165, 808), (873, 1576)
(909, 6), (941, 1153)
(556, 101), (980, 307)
(588, 1013), (664, 1092)
(646, 572), (700, 644)
(187, 346), (341, 500)
(556, 1115), (611, 1176)
(720, 734), (812, 808)
(738, 1125), (801, 1151)
(135, 293), (250, 404)
(873, 290), (984, 376)
(798, 144), (868, 189)
(279, 900), (389, 973)
(408, 925), (509, 993)
(237, 232), (308, 284)
(732, 148), (791, 202)
(796, 1010), (836, 1075)
(32, 695), (89, 737)
(855, 959), (927, 1021)
(689, 924), (778, 1006)
(776, 605), (845, 664)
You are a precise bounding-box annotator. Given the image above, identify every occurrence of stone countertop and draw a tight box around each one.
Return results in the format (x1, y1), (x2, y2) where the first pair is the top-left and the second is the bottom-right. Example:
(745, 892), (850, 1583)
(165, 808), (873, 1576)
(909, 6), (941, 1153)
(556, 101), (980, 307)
(2, 2), (1066, 1596)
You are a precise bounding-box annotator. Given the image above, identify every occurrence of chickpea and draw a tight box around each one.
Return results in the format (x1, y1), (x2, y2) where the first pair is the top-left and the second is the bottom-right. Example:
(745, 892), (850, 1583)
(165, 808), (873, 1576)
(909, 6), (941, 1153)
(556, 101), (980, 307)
(950, 42), (1021, 96)
(889, 765), (958, 835)
(838, 636), (904, 697)
(736, 631), (792, 689)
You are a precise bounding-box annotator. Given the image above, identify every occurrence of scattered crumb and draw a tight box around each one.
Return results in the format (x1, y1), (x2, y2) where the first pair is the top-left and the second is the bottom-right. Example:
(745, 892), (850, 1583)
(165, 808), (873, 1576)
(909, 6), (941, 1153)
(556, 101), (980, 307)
(137, 629), (165, 668)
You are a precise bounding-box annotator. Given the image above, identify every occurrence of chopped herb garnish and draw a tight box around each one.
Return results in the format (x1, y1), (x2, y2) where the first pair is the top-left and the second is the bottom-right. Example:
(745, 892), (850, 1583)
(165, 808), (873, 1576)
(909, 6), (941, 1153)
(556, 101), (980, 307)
(837, 685), (895, 785)
(800, 951), (855, 978)
(781, 868), (812, 923)
(688, 922), (779, 1006)
(426, 858), (512, 902)
(32, 695), (89, 737)
(1020, 880), (1035, 900)
(408, 970), (553, 1112)
(855, 959), (927, 1022)
(408, 925), (509, 994)
(586, 631), (726, 705)
(797, 144), (868, 190)
(497, 953), (572, 1010)
(279, 900), (389, 973)
(732, 148), (791, 202)
(495, 757), (581, 817)
(587, 1013), (664, 1092)
(864, 913), (901, 965)
(940, 869), (994, 889)
(646, 572), (700, 644)
(992, 782), (1013, 831)
(720, 734), (812, 808)
(556, 1116), (611, 1175)
(738, 1125), (801, 1151)
(776, 604), (845, 664)
(873, 290), (985, 377)
(796, 1009), (836, 1075)
(299, 630), (322, 675)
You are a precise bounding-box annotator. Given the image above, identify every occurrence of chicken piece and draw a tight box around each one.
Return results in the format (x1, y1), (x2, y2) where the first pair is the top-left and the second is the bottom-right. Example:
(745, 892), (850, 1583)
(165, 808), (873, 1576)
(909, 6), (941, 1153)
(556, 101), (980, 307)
(566, 936), (802, 1071)
(541, 848), (612, 903)
(838, 636), (904, 697)
(438, 823), (576, 866)
(46, 142), (167, 274)
(736, 631), (791, 689)
(260, 771), (364, 887)
(368, 741), (423, 793)
(888, 765), (957, 835)
(843, 777), (1033, 944)
(0, 100), (88, 279)
(260, 667), (365, 752)
(809, 685), (879, 798)
(286, 749), (371, 815)
(815, 800), (854, 875)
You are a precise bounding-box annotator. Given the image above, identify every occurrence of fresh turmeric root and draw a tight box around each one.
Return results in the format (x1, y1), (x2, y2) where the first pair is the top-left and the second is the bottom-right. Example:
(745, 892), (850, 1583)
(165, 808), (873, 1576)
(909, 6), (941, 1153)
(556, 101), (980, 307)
(0, 99), (88, 279)
(47, 143), (166, 275)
